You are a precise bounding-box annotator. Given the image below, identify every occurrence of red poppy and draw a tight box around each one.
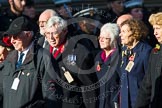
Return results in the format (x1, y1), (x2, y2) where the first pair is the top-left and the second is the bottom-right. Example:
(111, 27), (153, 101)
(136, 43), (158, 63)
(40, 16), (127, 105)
(2, 36), (12, 47)
(153, 44), (160, 54)
(129, 55), (135, 61)
(96, 64), (101, 72)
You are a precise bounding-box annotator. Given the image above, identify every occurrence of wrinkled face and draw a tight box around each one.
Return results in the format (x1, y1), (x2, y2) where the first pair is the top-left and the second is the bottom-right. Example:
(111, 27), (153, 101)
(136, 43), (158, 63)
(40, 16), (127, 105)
(119, 24), (134, 46)
(130, 8), (143, 20)
(98, 32), (111, 50)
(111, 0), (124, 14)
(12, 0), (26, 13)
(38, 13), (51, 35)
(45, 25), (66, 48)
(0, 46), (9, 63)
(153, 24), (162, 44)
(10, 31), (32, 52)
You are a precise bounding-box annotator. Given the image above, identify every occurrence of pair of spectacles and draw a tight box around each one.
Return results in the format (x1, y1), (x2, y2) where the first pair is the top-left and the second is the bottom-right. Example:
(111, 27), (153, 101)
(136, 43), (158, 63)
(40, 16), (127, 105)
(45, 32), (59, 36)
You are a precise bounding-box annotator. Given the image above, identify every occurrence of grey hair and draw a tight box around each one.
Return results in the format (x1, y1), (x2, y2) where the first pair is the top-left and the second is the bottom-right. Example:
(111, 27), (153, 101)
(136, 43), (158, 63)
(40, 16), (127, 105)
(46, 16), (67, 32)
(100, 23), (119, 48)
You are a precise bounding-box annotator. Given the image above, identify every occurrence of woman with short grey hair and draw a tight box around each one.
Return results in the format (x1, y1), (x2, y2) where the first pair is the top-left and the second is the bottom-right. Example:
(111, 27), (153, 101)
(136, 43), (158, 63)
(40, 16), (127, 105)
(95, 23), (120, 108)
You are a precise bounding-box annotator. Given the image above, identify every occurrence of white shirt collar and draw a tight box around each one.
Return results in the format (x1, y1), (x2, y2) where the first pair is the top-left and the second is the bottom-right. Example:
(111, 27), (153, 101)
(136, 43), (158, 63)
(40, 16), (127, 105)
(17, 42), (34, 63)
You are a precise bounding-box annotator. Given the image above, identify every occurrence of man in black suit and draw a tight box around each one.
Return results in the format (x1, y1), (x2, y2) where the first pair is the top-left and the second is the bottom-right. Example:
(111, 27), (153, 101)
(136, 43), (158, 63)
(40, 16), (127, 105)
(45, 15), (99, 108)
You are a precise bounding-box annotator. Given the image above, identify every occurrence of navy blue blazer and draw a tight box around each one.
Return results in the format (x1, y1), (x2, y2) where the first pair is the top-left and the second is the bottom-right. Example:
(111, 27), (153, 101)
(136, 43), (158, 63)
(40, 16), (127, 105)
(120, 41), (152, 108)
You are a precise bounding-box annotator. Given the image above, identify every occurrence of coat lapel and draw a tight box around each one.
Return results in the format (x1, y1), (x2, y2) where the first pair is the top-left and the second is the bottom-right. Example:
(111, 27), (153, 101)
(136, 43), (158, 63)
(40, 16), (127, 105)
(107, 49), (119, 81)
(7, 50), (18, 71)
(23, 45), (34, 65)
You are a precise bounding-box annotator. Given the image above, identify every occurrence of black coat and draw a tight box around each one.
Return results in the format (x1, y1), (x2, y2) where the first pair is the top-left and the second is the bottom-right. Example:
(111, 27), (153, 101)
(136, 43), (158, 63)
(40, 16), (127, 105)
(0, 9), (19, 31)
(2, 44), (61, 108)
(134, 44), (162, 108)
(94, 49), (120, 108)
(52, 38), (99, 108)
(37, 36), (50, 50)
(0, 64), (3, 108)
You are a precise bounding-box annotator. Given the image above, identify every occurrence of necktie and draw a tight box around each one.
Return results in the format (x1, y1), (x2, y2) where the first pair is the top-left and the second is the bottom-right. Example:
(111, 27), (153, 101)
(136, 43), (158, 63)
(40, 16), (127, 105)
(16, 52), (24, 68)
(52, 48), (58, 55)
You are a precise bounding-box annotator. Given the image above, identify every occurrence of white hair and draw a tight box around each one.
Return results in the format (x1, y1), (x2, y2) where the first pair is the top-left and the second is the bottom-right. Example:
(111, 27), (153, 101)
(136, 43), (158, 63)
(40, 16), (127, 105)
(46, 16), (67, 32)
(100, 23), (119, 48)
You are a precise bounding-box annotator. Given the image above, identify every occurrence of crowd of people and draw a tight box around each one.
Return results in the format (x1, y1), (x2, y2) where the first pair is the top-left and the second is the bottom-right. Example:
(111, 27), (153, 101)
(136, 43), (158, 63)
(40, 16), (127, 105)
(0, 0), (161, 108)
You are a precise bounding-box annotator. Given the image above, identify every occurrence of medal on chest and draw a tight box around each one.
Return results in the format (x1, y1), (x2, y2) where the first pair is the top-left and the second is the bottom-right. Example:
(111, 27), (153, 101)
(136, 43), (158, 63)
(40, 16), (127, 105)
(67, 54), (76, 65)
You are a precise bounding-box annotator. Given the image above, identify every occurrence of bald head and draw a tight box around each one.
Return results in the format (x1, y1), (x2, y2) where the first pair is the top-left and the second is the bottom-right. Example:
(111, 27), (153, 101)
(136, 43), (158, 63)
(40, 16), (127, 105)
(39, 9), (58, 22)
(39, 9), (58, 35)
(117, 14), (133, 27)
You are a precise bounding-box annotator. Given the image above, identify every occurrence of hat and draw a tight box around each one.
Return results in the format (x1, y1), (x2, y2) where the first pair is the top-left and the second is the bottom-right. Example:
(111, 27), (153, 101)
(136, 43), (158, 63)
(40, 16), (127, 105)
(73, 8), (107, 23)
(107, 0), (122, 3)
(124, 0), (143, 8)
(73, 8), (98, 18)
(5, 16), (37, 36)
(55, 0), (71, 5)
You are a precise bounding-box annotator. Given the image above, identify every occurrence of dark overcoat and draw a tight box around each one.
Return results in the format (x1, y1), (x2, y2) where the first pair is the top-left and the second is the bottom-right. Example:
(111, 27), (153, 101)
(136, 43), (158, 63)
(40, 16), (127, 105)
(94, 49), (120, 108)
(2, 44), (61, 108)
(134, 44), (162, 108)
(52, 38), (99, 108)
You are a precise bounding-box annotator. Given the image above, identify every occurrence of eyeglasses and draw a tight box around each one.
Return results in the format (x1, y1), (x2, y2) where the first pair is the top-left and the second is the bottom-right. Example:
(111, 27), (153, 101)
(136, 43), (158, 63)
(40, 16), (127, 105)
(45, 31), (63, 39)
(45, 31), (59, 36)
(98, 36), (111, 40)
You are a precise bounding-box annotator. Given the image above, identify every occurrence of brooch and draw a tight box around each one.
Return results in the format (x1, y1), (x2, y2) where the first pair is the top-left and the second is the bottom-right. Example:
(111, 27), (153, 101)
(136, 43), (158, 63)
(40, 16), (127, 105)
(153, 44), (160, 54)
(96, 61), (101, 72)
(128, 53), (136, 61)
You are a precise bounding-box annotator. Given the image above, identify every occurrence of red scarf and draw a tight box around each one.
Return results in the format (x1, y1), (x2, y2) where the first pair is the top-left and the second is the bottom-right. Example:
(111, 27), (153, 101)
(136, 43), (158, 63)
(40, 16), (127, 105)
(50, 44), (65, 58)
(100, 48), (116, 62)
